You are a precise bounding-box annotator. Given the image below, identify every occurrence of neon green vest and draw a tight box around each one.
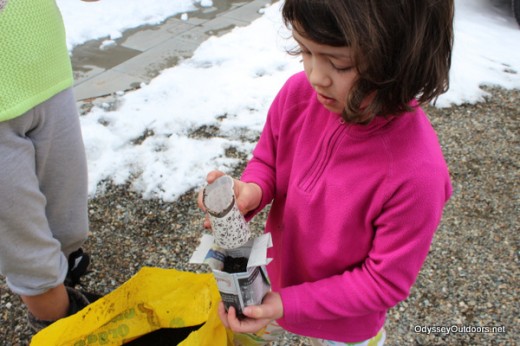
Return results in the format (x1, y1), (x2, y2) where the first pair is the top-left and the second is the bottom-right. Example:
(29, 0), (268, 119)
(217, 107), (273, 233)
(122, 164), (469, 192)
(0, 0), (73, 122)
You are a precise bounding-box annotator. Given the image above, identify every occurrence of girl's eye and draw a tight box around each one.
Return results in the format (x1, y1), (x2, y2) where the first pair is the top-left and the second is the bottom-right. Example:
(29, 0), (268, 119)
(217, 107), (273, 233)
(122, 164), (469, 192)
(332, 64), (353, 73)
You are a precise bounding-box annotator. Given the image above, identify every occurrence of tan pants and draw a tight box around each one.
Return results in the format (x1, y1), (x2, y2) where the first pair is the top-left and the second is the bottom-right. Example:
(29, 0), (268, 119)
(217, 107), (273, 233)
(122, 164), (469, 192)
(233, 321), (386, 346)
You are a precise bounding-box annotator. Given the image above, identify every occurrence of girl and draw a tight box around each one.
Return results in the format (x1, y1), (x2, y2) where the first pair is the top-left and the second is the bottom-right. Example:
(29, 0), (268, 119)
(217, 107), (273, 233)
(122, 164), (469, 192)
(200, 0), (454, 344)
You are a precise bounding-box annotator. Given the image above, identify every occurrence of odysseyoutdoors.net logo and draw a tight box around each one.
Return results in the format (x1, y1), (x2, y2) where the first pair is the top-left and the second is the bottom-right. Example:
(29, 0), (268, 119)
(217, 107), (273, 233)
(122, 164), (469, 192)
(414, 324), (507, 336)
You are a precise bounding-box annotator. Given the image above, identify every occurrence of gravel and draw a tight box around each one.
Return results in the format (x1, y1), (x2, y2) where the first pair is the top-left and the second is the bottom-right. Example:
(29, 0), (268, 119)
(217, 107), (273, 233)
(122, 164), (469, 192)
(1, 87), (518, 346)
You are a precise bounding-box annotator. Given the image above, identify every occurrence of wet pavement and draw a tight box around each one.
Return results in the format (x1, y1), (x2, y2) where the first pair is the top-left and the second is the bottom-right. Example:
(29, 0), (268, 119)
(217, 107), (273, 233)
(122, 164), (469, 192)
(71, 0), (273, 101)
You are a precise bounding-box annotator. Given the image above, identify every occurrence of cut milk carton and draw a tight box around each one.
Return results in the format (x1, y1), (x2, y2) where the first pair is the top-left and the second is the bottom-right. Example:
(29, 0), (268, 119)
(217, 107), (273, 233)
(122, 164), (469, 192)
(190, 233), (272, 318)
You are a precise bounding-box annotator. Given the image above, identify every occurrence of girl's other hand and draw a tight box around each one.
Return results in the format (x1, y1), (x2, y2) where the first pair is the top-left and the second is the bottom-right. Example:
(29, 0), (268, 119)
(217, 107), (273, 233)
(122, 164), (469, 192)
(198, 170), (262, 229)
(218, 292), (283, 334)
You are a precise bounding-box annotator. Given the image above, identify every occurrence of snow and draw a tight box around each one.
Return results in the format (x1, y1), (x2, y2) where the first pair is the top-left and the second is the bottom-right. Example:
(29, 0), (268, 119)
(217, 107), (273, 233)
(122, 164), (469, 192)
(57, 0), (520, 201)
(57, 0), (197, 49)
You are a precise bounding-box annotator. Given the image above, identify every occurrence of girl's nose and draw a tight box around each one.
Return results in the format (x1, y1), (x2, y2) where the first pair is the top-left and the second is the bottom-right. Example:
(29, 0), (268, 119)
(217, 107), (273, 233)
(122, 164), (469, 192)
(308, 61), (331, 88)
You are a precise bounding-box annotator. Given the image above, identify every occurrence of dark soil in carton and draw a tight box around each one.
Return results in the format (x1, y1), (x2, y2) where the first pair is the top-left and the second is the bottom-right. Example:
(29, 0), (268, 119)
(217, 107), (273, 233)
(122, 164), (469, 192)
(223, 256), (248, 273)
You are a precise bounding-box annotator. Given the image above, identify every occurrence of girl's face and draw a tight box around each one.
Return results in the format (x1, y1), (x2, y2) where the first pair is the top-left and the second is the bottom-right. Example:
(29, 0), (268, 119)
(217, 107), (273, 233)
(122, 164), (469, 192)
(293, 29), (358, 114)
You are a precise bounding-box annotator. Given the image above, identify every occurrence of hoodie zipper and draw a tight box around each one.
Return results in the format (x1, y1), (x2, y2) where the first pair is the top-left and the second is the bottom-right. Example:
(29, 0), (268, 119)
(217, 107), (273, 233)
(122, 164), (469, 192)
(299, 118), (347, 192)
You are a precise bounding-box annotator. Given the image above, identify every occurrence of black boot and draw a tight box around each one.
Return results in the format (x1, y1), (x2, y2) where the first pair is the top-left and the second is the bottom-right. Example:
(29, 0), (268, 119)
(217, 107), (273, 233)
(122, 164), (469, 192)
(64, 248), (91, 287)
(64, 248), (103, 303)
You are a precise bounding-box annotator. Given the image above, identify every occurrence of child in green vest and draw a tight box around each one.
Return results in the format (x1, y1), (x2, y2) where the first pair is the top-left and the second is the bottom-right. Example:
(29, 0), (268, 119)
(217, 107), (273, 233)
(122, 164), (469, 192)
(0, 0), (100, 332)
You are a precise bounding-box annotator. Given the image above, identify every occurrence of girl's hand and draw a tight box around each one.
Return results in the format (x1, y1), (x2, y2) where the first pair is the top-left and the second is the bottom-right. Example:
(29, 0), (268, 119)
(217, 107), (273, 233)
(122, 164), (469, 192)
(198, 170), (262, 229)
(218, 292), (283, 334)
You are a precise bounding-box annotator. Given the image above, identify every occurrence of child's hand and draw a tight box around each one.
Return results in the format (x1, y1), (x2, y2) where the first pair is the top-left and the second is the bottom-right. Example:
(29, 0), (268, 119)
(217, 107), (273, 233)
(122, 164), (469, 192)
(218, 292), (283, 334)
(198, 170), (262, 229)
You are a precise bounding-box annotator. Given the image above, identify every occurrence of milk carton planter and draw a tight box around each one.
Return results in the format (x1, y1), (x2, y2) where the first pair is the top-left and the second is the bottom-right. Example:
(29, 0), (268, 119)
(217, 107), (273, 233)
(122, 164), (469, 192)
(202, 175), (251, 249)
(190, 233), (272, 318)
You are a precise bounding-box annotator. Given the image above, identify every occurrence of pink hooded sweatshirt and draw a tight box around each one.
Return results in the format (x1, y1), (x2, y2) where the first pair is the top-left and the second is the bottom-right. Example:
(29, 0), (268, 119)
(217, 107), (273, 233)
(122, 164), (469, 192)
(241, 71), (452, 342)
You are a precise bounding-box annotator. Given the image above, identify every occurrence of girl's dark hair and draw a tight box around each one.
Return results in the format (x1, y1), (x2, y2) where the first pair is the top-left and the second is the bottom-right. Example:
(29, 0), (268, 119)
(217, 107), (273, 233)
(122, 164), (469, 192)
(282, 0), (454, 123)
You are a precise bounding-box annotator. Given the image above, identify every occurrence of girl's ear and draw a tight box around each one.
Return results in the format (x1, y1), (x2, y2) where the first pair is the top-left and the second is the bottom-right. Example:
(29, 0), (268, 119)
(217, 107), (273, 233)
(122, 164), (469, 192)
(359, 91), (376, 111)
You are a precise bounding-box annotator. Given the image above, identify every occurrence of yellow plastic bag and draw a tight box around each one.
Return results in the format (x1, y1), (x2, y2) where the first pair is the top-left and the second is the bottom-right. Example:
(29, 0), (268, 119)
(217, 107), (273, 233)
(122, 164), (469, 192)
(30, 267), (233, 345)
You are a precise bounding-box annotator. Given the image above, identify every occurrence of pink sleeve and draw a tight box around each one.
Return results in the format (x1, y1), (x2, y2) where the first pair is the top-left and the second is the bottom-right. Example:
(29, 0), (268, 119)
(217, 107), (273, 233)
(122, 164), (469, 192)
(240, 81), (288, 220)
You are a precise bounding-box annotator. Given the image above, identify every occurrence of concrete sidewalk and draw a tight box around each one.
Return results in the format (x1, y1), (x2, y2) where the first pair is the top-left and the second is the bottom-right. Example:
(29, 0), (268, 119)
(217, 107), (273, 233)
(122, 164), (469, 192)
(72, 0), (272, 101)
